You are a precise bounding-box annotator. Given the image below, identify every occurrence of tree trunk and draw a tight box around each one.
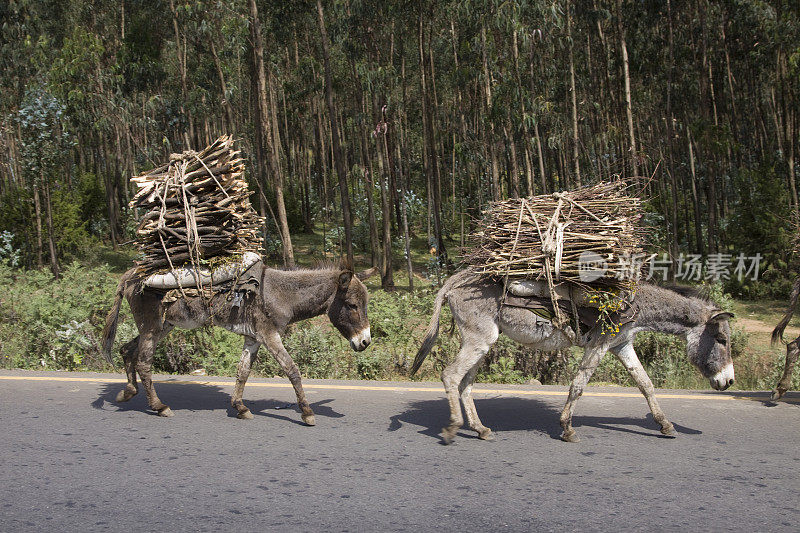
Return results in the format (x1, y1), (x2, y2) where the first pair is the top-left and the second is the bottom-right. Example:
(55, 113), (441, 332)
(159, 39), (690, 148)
(687, 128), (705, 256)
(377, 129), (394, 290)
(481, 24), (501, 201)
(617, 0), (637, 178)
(419, 11), (447, 269)
(316, 0), (354, 265)
(42, 177), (59, 279)
(32, 181), (44, 268)
(567, 1), (581, 186)
(249, 0), (294, 266)
(210, 39), (236, 134)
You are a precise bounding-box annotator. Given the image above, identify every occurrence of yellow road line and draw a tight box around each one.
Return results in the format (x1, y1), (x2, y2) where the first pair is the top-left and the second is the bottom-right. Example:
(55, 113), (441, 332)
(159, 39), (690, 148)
(1, 374), (797, 403)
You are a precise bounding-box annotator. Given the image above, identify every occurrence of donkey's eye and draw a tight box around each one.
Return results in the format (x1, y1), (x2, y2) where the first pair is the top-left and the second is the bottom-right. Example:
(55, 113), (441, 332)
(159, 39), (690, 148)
(716, 335), (727, 345)
(346, 302), (357, 310)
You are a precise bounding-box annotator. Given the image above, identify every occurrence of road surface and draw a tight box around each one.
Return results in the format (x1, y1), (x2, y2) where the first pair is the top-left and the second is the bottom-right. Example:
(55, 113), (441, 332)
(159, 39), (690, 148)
(0, 370), (798, 532)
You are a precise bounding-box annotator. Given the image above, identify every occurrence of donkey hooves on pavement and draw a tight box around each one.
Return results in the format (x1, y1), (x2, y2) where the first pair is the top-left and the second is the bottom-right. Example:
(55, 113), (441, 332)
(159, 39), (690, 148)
(237, 410), (254, 420)
(115, 390), (133, 403)
(478, 429), (494, 441)
(157, 407), (174, 417)
(660, 424), (676, 437)
(770, 389), (784, 401)
(560, 431), (579, 443)
(440, 428), (456, 445)
(302, 414), (316, 426)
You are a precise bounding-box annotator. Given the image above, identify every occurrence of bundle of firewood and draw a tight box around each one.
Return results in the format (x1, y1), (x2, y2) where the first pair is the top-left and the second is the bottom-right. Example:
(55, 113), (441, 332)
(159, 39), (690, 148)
(129, 135), (264, 278)
(464, 181), (646, 290)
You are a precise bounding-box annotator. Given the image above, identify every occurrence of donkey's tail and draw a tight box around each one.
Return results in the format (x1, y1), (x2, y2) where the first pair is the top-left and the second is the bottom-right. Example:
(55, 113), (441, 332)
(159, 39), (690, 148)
(410, 274), (462, 375)
(102, 270), (133, 367)
(772, 277), (800, 346)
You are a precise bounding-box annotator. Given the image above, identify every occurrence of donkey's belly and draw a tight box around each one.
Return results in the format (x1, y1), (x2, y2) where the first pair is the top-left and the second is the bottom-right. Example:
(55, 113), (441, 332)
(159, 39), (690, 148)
(498, 307), (574, 350)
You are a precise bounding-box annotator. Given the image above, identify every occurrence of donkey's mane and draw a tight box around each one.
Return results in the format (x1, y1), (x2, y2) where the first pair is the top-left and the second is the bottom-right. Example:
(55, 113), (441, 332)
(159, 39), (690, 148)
(272, 260), (344, 273)
(660, 283), (719, 306)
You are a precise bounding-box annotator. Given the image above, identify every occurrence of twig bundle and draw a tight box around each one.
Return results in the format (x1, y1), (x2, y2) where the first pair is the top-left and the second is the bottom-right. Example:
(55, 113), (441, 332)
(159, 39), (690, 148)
(464, 181), (646, 290)
(130, 135), (264, 278)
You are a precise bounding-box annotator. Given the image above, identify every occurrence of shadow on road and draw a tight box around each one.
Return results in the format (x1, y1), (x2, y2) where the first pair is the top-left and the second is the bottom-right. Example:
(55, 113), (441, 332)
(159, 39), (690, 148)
(388, 397), (701, 441)
(91, 382), (344, 424)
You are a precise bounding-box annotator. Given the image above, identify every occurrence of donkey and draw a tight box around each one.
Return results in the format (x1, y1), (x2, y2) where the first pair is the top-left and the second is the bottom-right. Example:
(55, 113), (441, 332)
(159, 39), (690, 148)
(102, 262), (374, 425)
(411, 270), (735, 443)
(770, 277), (800, 400)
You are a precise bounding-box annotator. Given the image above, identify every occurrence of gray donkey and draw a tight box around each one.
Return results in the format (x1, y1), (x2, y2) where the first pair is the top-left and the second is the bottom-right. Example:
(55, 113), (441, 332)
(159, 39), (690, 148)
(102, 262), (374, 425)
(411, 270), (735, 443)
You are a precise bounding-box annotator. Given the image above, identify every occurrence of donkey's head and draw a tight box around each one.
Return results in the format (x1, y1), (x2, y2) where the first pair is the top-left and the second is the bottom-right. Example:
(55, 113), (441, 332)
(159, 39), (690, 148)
(685, 310), (735, 390)
(327, 268), (372, 351)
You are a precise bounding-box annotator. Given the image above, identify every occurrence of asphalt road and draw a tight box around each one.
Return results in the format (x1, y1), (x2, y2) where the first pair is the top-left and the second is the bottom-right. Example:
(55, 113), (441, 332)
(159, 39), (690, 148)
(0, 370), (798, 532)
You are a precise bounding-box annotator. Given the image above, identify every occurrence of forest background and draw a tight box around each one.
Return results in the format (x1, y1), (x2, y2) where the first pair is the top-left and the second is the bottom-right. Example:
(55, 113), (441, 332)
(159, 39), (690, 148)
(1, 0), (798, 390)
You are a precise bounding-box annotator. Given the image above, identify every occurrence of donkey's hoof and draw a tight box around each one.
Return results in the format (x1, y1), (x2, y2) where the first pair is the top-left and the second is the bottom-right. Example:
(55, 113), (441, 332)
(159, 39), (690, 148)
(115, 389), (137, 403)
(660, 423), (676, 437)
(157, 407), (174, 417)
(302, 414), (316, 426)
(560, 430), (579, 443)
(237, 410), (254, 420)
(477, 428), (494, 441)
(770, 388), (785, 401)
(440, 427), (458, 445)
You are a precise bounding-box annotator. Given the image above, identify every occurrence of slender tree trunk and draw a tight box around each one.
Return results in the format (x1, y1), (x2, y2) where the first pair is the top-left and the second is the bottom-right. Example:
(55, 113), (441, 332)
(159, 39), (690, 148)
(32, 181), (44, 267)
(249, 0), (294, 266)
(210, 39), (236, 134)
(687, 128), (705, 256)
(377, 129), (394, 290)
(567, 1), (581, 186)
(169, 0), (195, 147)
(504, 118), (520, 197)
(481, 24), (501, 201)
(617, 0), (637, 178)
(316, 0), (354, 265)
(42, 177), (59, 278)
(419, 11), (447, 269)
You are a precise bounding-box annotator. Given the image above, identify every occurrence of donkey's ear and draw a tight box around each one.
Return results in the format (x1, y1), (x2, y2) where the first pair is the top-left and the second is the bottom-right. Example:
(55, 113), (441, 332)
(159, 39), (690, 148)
(338, 270), (353, 291)
(709, 311), (734, 323)
(356, 267), (378, 281)
(339, 256), (354, 272)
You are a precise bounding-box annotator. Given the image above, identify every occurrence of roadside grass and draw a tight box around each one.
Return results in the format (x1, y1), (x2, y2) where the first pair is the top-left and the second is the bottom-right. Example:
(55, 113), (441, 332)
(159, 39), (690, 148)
(1, 242), (797, 392)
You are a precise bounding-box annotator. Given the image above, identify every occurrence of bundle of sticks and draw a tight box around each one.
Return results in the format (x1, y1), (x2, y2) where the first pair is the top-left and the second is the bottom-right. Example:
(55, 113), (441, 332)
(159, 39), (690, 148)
(464, 181), (646, 290)
(130, 135), (264, 278)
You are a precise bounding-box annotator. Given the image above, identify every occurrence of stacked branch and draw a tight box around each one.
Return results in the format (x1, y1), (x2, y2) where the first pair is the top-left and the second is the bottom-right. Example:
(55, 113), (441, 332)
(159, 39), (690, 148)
(464, 181), (646, 291)
(130, 135), (264, 278)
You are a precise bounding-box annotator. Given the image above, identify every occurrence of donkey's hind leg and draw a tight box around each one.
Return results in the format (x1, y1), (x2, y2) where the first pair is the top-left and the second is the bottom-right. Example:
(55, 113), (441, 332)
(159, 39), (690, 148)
(231, 336), (261, 419)
(460, 363), (494, 440)
(136, 326), (174, 417)
(441, 325), (498, 444)
(559, 339), (610, 443)
(115, 336), (140, 402)
(611, 342), (675, 436)
(772, 337), (799, 401)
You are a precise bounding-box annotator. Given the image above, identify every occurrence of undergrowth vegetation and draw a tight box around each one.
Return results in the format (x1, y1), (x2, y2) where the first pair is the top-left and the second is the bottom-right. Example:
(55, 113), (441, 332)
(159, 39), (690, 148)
(0, 261), (796, 392)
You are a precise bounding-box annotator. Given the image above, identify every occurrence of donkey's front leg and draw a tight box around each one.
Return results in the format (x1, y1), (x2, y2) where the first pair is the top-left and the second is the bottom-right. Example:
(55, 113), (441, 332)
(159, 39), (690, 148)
(262, 332), (315, 426)
(559, 341), (608, 442)
(231, 337), (261, 420)
(611, 343), (675, 436)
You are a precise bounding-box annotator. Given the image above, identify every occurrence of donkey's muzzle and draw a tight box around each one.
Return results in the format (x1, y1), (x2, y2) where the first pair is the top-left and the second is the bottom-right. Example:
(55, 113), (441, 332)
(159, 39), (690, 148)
(710, 363), (735, 391)
(350, 327), (372, 352)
